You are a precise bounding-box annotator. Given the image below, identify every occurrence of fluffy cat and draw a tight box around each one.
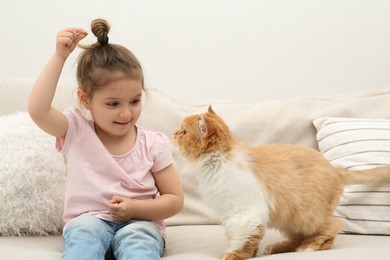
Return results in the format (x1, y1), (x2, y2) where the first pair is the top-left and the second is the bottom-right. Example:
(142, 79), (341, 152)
(172, 106), (390, 260)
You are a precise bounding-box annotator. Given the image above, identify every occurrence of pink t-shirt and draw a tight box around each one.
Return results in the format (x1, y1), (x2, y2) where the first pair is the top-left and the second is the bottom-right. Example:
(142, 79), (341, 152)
(56, 107), (173, 239)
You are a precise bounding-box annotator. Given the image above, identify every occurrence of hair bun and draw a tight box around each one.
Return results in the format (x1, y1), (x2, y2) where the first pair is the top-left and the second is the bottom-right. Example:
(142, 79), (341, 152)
(91, 18), (110, 45)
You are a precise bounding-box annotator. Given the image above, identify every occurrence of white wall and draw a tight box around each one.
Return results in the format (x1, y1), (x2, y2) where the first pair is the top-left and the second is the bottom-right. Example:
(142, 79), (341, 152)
(1, 0), (390, 102)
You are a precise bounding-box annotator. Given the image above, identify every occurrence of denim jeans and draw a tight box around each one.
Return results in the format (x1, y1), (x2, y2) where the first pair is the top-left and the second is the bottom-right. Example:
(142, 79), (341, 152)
(62, 214), (164, 260)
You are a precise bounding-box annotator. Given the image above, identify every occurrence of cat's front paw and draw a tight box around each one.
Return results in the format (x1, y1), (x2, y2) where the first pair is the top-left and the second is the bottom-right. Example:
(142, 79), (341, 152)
(263, 244), (274, 255)
(263, 240), (297, 255)
(220, 253), (243, 260)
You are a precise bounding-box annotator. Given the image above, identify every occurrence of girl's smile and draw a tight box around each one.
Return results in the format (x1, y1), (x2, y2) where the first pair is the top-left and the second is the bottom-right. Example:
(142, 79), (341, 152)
(114, 120), (131, 125)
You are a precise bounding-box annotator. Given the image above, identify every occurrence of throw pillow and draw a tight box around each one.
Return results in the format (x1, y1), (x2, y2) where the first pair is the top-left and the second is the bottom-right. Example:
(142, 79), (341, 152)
(0, 112), (66, 236)
(313, 117), (390, 235)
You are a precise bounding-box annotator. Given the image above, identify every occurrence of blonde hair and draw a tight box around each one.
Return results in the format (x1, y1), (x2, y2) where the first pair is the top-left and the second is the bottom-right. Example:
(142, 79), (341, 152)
(76, 18), (144, 98)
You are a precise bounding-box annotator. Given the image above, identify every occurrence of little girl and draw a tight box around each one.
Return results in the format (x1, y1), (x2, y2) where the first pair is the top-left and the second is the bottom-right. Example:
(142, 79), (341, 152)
(28, 18), (184, 260)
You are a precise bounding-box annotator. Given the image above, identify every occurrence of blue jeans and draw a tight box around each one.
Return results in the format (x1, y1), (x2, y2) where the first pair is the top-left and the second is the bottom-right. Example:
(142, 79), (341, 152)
(62, 214), (164, 260)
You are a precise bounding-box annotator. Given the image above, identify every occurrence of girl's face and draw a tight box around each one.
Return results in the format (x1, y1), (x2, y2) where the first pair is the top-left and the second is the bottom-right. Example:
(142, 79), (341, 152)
(80, 77), (143, 139)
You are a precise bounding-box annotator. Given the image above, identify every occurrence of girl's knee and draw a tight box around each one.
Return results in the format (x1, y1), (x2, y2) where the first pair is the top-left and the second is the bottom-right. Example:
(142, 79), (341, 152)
(114, 221), (164, 258)
(118, 221), (160, 240)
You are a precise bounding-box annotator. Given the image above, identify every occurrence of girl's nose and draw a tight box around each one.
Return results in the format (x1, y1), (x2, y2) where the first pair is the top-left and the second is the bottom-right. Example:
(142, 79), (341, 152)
(120, 107), (132, 118)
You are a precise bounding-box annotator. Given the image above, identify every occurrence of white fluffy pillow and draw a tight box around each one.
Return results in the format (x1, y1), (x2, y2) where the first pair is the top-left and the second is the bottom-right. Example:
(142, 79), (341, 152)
(0, 112), (66, 236)
(313, 117), (390, 235)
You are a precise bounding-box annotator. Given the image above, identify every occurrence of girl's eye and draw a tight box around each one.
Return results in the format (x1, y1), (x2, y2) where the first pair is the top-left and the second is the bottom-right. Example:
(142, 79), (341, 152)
(107, 102), (119, 107)
(131, 99), (141, 105)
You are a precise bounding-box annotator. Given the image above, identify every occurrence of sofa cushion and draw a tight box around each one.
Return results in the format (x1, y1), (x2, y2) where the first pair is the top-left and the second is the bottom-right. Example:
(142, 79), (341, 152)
(0, 112), (66, 236)
(1, 226), (390, 259)
(163, 225), (390, 259)
(313, 117), (390, 235)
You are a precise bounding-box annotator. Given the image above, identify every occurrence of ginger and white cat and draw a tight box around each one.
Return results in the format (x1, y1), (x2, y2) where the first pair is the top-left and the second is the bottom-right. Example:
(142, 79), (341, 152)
(172, 106), (390, 260)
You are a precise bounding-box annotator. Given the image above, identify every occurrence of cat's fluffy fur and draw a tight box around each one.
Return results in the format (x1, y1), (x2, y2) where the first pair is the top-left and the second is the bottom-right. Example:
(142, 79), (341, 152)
(172, 106), (390, 260)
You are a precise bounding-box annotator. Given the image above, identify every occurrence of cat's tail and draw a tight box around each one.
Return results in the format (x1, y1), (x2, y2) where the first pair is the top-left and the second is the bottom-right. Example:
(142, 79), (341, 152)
(337, 165), (390, 185)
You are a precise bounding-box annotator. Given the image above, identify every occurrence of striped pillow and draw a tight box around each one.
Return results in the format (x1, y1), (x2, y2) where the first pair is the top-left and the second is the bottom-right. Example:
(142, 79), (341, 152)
(313, 117), (390, 235)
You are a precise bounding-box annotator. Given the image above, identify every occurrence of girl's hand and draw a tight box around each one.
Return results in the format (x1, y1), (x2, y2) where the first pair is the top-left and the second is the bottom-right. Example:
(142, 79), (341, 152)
(108, 195), (135, 222)
(56, 28), (87, 59)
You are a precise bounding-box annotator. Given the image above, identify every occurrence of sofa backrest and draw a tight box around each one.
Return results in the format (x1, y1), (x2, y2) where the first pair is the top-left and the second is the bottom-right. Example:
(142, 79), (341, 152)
(3, 76), (390, 149)
(0, 77), (76, 116)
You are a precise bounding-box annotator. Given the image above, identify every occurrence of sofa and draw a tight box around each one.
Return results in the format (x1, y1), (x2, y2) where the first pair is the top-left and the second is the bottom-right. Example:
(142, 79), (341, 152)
(1, 76), (390, 260)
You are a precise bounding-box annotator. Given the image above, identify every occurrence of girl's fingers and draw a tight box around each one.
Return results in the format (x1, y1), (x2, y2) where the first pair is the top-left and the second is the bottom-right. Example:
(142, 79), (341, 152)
(74, 28), (87, 35)
(56, 36), (72, 48)
(76, 31), (88, 43)
(57, 28), (87, 44)
(110, 195), (124, 204)
(57, 33), (73, 48)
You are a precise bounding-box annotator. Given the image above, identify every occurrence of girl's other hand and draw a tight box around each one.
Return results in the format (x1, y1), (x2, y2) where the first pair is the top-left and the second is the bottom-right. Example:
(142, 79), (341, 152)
(108, 195), (134, 222)
(56, 28), (87, 59)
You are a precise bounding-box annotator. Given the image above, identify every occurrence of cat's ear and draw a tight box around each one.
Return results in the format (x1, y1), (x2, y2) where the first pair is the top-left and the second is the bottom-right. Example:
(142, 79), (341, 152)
(208, 105), (216, 114)
(199, 115), (208, 137)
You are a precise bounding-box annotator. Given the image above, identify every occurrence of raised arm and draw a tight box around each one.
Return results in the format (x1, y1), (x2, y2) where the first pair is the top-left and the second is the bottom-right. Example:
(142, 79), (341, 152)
(28, 28), (87, 138)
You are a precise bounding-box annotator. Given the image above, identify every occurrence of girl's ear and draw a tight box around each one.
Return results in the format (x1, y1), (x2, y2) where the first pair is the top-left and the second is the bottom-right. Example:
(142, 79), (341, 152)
(77, 89), (91, 110)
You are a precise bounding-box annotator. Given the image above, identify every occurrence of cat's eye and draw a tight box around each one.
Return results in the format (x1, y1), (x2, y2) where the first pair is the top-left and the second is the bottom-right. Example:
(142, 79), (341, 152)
(181, 129), (187, 135)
